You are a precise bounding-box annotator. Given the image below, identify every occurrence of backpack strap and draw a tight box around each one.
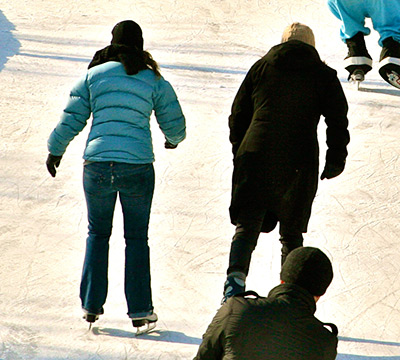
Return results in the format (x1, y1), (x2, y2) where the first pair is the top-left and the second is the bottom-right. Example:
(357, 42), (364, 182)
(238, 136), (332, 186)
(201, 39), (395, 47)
(237, 290), (260, 299)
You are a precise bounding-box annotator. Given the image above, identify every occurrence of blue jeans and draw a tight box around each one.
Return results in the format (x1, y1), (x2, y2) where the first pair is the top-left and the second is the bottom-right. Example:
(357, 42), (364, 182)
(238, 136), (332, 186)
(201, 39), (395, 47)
(80, 162), (155, 317)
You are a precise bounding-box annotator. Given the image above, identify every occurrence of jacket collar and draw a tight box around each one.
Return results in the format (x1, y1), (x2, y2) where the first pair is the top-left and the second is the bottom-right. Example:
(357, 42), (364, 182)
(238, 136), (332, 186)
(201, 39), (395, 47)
(267, 283), (317, 314)
(263, 40), (322, 71)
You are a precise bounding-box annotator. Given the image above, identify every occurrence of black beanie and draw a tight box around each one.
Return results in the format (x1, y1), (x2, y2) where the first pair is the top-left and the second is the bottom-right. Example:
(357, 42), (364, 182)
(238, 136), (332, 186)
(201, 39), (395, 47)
(111, 20), (144, 50)
(280, 247), (333, 296)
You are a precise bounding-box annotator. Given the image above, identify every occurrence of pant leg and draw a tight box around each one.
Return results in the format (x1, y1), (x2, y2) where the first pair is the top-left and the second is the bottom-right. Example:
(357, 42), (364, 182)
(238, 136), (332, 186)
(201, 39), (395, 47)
(80, 162), (117, 314)
(279, 229), (304, 267)
(113, 163), (155, 317)
(365, 0), (400, 45)
(327, 0), (371, 41)
(227, 213), (265, 276)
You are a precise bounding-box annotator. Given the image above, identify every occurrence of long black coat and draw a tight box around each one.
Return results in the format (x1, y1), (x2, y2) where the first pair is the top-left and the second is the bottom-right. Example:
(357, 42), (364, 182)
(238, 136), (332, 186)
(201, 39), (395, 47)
(194, 284), (338, 360)
(229, 40), (350, 233)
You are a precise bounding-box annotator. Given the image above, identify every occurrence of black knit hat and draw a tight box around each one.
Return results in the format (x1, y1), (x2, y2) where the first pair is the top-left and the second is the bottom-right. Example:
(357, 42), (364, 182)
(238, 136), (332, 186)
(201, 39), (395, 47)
(111, 20), (143, 50)
(280, 247), (333, 296)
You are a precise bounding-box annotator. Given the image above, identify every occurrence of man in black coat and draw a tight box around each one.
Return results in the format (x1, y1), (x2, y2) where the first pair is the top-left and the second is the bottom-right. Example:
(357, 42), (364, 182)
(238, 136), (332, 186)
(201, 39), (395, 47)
(224, 23), (350, 300)
(194, 247), (338, 360)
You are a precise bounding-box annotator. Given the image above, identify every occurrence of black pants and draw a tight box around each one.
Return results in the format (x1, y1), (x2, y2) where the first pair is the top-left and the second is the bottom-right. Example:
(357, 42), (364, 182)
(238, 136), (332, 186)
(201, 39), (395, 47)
(227, 214), (303, 276)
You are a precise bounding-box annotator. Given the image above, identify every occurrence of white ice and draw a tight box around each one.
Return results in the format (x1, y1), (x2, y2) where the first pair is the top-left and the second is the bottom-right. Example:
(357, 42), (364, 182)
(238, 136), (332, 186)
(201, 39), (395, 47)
(0, 0), (400, 359)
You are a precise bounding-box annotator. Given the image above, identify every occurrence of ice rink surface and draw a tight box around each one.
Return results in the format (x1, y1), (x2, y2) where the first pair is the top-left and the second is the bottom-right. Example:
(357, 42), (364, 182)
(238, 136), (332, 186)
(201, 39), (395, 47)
(0, 0), (399, 358)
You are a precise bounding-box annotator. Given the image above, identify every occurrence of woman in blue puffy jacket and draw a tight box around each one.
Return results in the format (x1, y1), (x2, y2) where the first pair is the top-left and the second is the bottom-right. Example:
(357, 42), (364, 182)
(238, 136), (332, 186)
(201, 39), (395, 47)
(46, 20), (186, 332)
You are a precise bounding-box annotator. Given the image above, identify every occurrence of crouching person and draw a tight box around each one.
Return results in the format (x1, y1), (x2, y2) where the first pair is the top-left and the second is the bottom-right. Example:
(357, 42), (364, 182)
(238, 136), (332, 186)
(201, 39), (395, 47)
(194, 247), (338, 360)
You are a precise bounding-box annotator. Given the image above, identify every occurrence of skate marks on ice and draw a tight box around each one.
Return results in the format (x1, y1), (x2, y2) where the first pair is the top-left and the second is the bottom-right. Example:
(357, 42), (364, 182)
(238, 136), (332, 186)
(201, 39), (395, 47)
(91, 327), (201, 345)
(358, 86), (400, 96)
(340, 76), (400, 96)
(336, 335), (400, 359)
(0, 324), (39, 359)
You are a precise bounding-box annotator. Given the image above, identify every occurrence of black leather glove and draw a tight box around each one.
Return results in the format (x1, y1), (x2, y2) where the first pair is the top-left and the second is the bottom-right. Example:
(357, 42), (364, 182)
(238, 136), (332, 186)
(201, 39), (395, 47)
(320, 162), (345, 180)
(165, 140), (178, 149)
(46, 154), (62, 177)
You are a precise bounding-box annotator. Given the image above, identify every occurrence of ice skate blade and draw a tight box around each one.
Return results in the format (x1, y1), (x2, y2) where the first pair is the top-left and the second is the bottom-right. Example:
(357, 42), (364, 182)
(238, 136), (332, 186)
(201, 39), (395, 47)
(349, 69), (365, 90)
(349, 77), (362, 90)
(135, 321), (156, 336)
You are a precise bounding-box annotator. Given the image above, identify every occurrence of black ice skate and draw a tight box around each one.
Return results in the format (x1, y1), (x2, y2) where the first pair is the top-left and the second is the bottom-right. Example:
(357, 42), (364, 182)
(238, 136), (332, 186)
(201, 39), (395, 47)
(83, 312), (99, 330)
(82, 307), (104, 330)
(131, 312), (158, 335)
(378, 37), (400, 89)
(344, 32), (373, 88)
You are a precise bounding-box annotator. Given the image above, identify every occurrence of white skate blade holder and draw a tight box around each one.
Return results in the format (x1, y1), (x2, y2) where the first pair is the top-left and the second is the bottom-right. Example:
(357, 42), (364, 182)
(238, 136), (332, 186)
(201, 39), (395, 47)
(350, 72), (364, 90)
(131, 313), (158, 335)
(135, 321), (157, 335)
(378, 57), (400, 89)
(344, 56), (371, 90)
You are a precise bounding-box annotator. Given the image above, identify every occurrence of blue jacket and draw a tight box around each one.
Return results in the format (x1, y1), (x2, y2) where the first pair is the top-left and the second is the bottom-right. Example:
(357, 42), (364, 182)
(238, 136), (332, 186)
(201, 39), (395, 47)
(48, 61), (186, 163)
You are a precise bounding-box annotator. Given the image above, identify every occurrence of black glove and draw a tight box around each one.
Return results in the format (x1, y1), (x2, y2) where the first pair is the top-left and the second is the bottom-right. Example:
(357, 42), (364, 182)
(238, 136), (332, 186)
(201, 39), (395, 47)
(320, 162), (345, 180)
(46, 154), (62, 177)
(165, 140), (178, 149)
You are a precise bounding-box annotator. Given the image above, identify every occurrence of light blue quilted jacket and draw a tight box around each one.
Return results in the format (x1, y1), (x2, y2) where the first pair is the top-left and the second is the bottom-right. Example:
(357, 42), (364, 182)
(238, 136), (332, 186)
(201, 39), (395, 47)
(48, 61), (186, 163)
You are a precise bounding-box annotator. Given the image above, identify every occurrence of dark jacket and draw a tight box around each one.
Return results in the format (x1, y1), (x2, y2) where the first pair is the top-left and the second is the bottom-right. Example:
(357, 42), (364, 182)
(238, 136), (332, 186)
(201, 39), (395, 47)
(229, 40), (350, 233)
(194, 284), (338, 360)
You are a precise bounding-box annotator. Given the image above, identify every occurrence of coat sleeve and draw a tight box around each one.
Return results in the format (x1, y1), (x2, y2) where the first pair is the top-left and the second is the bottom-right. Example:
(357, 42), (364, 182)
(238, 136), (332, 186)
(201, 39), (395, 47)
(321, 73), (350, 166)
(153, 78), (186, 146)
(47, 75), (91, 156)
(228, 65), (255, 157)
(193, 304), (230, 360)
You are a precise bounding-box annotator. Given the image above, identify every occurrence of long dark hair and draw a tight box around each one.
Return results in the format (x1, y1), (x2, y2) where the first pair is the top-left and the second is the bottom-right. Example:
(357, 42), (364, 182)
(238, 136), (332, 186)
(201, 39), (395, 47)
(143, 50), (161, 77)
(88, 45), (161, 78)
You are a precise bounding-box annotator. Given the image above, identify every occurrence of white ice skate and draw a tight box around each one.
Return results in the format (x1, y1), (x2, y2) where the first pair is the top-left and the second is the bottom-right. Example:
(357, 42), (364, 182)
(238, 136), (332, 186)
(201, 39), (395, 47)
(131, 312), (158, 335)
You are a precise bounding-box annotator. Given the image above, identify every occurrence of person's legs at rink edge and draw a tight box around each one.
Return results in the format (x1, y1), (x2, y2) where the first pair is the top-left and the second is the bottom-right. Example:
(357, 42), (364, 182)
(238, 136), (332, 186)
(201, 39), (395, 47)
(327, 0), (372, 79)
(328, 0), (400, 87)
(368, 1), (400, 88)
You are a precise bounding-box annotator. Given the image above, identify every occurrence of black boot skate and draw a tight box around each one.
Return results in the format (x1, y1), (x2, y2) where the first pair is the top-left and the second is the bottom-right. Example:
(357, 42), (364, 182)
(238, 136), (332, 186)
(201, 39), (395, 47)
(344, 32), (373, 87)
(379, 37), (400, 89)
(82, 309), (102, 330)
